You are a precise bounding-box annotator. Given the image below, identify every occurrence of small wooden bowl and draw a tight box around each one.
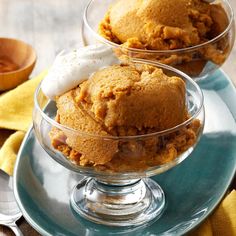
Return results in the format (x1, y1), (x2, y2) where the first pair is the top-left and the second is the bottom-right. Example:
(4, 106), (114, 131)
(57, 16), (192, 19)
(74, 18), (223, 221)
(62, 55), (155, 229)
(0, 38), (37, 91)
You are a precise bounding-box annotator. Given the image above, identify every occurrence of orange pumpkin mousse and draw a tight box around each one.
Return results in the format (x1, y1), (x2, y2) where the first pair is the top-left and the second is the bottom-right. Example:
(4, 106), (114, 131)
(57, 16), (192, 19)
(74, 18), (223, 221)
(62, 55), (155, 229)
(99, 0), (229, 76)
(99, 0), (228, 50)
(50, 63), (201, 172)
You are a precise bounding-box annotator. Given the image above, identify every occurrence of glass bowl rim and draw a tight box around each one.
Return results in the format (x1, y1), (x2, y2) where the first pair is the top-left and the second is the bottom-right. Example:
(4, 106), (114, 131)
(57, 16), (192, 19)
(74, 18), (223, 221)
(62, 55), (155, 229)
(34, 59), (204, 140)
(83, 0), (234, 54)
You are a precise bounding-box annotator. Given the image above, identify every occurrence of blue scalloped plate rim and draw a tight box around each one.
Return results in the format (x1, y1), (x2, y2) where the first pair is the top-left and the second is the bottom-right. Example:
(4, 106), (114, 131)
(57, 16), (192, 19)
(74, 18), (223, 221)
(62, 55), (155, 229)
(13, 69), (236, 236)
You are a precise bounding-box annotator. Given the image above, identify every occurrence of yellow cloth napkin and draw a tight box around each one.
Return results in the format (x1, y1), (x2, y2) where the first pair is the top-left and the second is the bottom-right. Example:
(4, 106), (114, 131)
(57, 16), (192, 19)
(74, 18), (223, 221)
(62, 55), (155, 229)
(0, 71), (47, 132)
(189, 190), (236, 236)
(0, 70), (235, 235)
(0, 70), (47, 175)
(0, 131), (25, 175)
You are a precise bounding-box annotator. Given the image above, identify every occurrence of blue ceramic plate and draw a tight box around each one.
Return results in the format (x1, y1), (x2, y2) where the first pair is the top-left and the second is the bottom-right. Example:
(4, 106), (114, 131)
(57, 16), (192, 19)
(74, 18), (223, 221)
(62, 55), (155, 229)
(14, 70), (236, 236)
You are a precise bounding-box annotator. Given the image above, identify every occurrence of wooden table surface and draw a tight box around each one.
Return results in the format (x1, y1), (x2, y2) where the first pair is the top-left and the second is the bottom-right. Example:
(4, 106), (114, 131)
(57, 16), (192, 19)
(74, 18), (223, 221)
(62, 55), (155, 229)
(0, 0), (235, 235)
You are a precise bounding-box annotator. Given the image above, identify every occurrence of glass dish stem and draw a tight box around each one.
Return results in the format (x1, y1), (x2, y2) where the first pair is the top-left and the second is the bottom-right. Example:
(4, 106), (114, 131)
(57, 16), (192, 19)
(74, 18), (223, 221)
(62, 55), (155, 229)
(71, 177), (165, 226)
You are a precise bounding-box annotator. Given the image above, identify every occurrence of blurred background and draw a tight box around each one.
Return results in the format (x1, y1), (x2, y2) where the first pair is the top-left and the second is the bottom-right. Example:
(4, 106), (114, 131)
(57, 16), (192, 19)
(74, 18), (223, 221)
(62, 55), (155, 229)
(0, 0), (235, 83)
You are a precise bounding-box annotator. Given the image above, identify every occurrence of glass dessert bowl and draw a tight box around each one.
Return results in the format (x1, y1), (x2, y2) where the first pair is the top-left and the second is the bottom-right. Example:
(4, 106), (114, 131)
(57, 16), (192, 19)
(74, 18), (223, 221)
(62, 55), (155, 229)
(33, 59), (204, 227)
(82, 0), (235, 81)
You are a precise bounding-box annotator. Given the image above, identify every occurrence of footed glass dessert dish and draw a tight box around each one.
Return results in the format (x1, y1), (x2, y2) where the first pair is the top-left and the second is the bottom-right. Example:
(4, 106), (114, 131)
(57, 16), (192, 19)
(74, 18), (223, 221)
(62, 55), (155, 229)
(82, 0), (235, 81)
(33, 60), (204, 227)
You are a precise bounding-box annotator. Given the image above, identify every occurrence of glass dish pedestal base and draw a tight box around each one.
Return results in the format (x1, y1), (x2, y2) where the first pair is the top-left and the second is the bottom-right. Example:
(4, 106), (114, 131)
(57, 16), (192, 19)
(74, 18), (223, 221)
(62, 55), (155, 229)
(70, 177), (165, 226)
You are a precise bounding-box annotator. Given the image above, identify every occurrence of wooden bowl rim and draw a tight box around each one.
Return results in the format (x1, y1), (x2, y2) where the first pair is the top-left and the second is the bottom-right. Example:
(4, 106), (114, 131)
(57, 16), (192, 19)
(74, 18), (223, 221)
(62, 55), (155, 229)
(0, 37), (37, 75)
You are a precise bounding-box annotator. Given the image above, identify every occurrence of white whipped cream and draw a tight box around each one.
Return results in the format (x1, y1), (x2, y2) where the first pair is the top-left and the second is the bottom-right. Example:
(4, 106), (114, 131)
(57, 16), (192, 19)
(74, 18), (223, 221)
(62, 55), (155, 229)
(41, 44), (120, 100)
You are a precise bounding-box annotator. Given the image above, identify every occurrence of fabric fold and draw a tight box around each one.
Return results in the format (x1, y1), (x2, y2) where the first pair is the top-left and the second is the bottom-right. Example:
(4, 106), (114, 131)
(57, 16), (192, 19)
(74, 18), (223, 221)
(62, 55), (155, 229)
(0, 70), (47, 131)
(0, 70), (47, 175)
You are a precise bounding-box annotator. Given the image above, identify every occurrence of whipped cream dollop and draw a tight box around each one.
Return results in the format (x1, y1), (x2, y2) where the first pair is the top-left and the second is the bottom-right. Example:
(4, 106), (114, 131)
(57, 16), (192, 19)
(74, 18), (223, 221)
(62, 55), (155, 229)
(41, 44), (120, 100)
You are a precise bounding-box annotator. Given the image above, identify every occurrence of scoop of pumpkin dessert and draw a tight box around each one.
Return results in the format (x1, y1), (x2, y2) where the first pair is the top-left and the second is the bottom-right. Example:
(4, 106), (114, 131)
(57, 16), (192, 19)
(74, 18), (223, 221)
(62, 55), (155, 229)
(78, 64), (187, 133)
(99, 0), (228, 50)
(48, 62), (201, 172)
